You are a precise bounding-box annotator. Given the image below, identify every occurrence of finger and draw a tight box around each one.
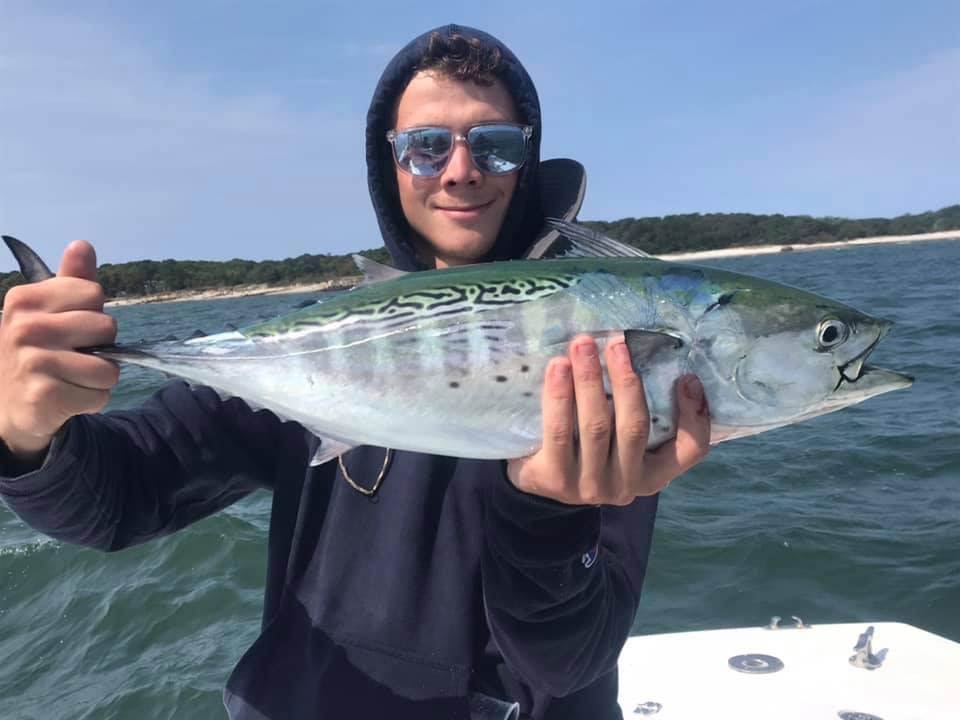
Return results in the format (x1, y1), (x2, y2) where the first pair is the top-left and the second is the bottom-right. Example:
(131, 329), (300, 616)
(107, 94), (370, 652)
(44, 379), (112, 418)
(570, 336), (614, 496)
(47, 350), (121, 391)
(644, 375), (711, 490)
(58, 241), (98, 281)
(1, 277), (106, 315)
(540, 357), (577, 480)
(606, 340), (650, 489)
(10, 310), (116, 350)
(16, 375), (112, 434)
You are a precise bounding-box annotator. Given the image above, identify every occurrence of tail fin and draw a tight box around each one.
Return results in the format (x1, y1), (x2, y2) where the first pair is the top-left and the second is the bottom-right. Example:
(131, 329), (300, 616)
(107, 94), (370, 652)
(2, 236), (56, 282)
(2, 236), (130, 359)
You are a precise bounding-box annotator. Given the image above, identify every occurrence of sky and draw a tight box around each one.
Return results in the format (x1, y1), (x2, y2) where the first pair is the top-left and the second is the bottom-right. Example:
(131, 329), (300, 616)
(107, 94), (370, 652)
(1, 0), (957, 265)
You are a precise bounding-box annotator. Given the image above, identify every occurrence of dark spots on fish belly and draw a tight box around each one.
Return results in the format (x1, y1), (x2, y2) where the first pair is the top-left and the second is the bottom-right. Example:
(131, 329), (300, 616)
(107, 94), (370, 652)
(651, 416), (660, 424)
(495, 375), (508, 383)
(449, 381), (460, 389)
(520, 364), (530, 373)
(523, 391), (534, 398)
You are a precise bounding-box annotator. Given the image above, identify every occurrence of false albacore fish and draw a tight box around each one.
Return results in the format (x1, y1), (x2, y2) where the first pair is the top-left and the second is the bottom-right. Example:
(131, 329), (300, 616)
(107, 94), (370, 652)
(2, 225), (912, 465)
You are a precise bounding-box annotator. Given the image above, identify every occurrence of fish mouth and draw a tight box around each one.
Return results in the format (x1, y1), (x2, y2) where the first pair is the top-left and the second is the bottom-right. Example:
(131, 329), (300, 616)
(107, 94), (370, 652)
(828, 364), (914, 407)
(833, 321), (913, 396)
(838, 336), (881, 384)
(836, 321), (891, 385)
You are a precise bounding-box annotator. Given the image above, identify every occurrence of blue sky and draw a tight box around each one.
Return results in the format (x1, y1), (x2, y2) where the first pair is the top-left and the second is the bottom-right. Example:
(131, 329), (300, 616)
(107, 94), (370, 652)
(1, 0), (957, 265)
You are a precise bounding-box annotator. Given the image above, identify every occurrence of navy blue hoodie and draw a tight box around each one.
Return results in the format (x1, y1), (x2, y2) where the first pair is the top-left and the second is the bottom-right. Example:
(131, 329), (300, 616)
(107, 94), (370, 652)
(0, 25), (659, 720)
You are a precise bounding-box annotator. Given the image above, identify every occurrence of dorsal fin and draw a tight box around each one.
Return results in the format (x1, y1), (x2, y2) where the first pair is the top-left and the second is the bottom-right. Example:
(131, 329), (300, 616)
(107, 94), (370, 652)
(526, 219), (655, 260)
(3, 235), (56, 282)
(352, 254), (407, 285)
(539, 158), (587, 224)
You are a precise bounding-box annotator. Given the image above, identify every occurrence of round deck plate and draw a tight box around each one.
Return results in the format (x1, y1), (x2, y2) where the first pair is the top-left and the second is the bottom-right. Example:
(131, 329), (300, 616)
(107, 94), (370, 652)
(727, 653), (784, 674)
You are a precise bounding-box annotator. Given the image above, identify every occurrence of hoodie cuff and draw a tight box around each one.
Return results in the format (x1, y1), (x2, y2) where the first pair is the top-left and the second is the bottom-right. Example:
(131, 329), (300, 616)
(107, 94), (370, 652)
(0, 420), (78, 492)
(486, 462), (602, 568)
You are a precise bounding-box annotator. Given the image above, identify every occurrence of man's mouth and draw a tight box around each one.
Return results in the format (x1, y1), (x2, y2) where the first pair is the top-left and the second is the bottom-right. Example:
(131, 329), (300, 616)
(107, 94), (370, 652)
(436, 199), (495, 215)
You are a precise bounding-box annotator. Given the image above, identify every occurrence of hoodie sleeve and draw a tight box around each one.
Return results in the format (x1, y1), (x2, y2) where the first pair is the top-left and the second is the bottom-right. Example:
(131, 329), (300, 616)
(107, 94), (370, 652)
(481, 469), (659, 697)
(0, 381), (285, 552)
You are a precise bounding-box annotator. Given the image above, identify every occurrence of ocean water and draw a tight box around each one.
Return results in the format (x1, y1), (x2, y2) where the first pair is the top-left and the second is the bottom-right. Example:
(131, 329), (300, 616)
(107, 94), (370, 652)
(1, 240), (958, 719)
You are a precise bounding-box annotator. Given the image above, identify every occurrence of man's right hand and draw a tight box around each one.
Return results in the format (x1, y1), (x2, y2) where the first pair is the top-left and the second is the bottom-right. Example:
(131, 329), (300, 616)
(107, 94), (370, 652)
(0, 241), (120, 464)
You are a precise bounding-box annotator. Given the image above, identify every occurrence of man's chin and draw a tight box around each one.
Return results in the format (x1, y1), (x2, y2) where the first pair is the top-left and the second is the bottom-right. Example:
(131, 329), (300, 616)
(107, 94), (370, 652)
(429, 232), (497, 267)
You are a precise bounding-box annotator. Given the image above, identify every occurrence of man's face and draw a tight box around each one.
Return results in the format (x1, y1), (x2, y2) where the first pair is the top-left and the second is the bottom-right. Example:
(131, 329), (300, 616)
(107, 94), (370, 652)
(393, 72), (520, 268)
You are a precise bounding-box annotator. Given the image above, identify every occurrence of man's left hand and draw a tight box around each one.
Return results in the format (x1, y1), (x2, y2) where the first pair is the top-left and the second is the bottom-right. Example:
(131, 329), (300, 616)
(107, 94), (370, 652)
(506, 335), (711, 506)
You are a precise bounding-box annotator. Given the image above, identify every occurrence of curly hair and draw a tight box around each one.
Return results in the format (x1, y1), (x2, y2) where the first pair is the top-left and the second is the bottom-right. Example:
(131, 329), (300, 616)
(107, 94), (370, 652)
(414, 31), (503, 85)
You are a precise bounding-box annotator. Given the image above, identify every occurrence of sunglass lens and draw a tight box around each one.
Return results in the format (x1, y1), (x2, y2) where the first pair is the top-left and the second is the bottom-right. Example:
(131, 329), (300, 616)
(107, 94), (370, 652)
(467, 125), (528, 175)
(395, 128), (453, 176)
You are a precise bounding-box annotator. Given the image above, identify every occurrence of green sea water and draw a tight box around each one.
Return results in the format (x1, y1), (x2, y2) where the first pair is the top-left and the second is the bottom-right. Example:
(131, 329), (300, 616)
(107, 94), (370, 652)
(1, 240), (958, 719)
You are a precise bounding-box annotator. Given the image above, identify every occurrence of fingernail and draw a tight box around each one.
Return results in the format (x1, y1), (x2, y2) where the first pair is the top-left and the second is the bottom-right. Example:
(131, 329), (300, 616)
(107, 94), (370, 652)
(576, 341), (597, 359)
(553, 361), (571, 380)
(683, 375), (703, 401)
(611, 342), (631, 366)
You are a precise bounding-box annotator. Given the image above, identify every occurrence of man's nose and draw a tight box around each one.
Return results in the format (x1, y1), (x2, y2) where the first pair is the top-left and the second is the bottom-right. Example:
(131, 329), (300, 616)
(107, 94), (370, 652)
(442, 140), (482, 186)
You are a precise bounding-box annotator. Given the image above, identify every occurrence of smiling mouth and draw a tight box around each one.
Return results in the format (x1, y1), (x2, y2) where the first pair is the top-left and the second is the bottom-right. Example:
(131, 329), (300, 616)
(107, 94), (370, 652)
(437, 200), (494, 212)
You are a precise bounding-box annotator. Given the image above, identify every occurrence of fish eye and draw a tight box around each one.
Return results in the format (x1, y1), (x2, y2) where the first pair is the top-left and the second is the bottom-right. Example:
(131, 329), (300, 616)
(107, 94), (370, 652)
(816, 318), (849, 349)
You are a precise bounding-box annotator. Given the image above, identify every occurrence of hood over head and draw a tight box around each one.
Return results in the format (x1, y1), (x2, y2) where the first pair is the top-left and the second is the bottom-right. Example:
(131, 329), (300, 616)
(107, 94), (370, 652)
(366, 24), (544, 270)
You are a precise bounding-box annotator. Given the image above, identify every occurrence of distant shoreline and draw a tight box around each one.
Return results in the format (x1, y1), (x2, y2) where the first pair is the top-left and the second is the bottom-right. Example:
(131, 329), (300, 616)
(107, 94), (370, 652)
(658, 228), (960, 261)
(105, 230), (960, 308)
(106, 276), (361, 308)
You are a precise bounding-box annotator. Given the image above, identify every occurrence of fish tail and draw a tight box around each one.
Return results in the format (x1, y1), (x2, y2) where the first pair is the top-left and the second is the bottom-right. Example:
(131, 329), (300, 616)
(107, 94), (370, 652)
(2, 235), (56, 283)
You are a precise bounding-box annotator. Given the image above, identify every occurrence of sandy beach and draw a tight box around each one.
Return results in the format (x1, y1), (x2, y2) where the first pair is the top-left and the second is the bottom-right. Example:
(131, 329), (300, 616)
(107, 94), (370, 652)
(659, 228), (960, 262)
(106, 276), (361, 308)
(104, 229), (960, 307)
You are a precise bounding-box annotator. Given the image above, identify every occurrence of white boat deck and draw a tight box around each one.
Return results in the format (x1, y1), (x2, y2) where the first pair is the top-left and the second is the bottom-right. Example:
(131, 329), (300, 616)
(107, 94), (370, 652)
(617, 621), (960, 719)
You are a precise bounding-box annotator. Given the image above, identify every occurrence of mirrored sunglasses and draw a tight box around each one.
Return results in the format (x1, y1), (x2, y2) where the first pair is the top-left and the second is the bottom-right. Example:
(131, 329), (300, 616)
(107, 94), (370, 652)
(386, 123), (533, 177)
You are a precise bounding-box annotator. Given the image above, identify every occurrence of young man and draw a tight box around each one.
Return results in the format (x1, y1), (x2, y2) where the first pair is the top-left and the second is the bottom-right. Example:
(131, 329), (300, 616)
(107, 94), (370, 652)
(0, 25), (709, 720)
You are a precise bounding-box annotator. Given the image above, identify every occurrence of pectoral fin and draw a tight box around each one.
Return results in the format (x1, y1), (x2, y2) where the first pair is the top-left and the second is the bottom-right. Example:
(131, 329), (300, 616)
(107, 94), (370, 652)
(625, 329), (687, 370)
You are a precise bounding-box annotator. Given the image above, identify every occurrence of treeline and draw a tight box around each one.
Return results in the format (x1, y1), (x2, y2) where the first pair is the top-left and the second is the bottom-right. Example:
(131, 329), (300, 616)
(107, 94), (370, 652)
(0, 247), (392, 305)
(92, 249), (393, 298)
(2, 204), (958, 304)
(583, 204), (960, 254)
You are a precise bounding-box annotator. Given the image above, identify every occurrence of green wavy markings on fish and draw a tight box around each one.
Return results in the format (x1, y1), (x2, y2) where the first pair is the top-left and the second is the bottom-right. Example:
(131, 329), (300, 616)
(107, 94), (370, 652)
(1, 232), (912, 465)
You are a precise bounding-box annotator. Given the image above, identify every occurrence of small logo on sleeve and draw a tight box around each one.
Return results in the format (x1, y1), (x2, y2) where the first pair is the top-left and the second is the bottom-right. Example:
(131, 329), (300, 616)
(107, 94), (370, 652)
(581, 543), (599, 569)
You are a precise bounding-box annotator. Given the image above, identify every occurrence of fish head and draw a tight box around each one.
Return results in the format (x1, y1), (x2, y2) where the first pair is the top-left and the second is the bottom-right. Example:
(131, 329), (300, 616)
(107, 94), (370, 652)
(692, 279), (913, 438)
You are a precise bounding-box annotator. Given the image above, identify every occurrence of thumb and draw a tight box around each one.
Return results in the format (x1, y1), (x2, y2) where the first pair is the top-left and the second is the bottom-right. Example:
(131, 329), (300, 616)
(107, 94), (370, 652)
(58, 240), (98, 281)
